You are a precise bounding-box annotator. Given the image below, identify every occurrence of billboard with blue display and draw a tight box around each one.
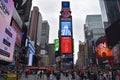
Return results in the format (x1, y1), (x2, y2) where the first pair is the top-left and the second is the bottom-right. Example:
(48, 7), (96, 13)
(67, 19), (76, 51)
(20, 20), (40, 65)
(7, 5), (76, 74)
(61, 21), (72, 36)
(62, 1), (70, 8)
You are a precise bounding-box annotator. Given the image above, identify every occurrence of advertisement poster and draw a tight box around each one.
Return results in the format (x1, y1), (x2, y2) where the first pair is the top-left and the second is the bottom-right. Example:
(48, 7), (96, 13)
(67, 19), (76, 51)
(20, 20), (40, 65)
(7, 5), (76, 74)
(61, 22), (72, 36)
(0, 26), (16, 62)
(95, 36), (114, 64)
(61, 37), (72, 54)
(0, 0), (15, 62)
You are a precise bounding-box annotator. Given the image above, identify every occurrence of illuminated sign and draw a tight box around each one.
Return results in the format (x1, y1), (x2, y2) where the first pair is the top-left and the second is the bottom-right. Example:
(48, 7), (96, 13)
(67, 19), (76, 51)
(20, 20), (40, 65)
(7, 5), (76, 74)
(95, 37), (113, 58)
(0, 0), (9, 16)
(62, 1), (70, 8)
(61, 9), (71, 18)
(95, 36), (114, 64)
(54, 39), (59, 52)
(61, 22), (72, 36)
(0, 0), (14, 24)
(11, 20), (22, 46)
(26, 40), (35, 66)
(0, 26), (16, 62)
(28, 53), (33, 66)
(95, 42), (113, 58)
(61, 37), (72, 54)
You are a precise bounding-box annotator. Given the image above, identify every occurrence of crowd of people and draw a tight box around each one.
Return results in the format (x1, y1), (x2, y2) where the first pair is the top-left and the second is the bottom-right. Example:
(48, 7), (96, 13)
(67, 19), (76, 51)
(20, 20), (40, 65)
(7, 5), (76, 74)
(24, 68), (120, 80)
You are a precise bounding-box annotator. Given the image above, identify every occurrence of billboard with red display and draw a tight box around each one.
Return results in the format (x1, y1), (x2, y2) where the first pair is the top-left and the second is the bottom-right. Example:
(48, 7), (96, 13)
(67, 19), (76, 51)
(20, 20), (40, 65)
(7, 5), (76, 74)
(61, 37), (72, 54)
(95, 36), (114, 64)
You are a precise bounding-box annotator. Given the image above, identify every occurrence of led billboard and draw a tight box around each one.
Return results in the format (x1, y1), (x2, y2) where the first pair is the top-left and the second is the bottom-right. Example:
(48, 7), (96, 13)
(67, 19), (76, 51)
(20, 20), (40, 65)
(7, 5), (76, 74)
(11, 20), (22, 46)
(62, 1), (70, 8)
(61, 21), (72, 36)
(26, 40), (35, 66)
(95, 37), (113, 58)
(61, 37), (72, 54)
(61, 59), (73, 70)
(54, 39), (59, 52)
(0, 0), (14, 24)
(95, 36), (114, 64)
(0, 26), (16, 62)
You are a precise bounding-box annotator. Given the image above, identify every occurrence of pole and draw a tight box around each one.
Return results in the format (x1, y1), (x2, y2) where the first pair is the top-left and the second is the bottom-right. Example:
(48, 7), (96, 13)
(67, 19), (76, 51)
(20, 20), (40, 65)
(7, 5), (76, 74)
(16, 62), (19, 80)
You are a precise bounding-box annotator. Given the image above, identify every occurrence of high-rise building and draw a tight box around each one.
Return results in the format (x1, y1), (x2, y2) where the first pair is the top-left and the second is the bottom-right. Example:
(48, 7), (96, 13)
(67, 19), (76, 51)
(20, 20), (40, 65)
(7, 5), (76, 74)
(40, 20), (50, 54)
(59, 1), (74, 70)
(99, 0), (108, 23)
(99, 0), (120, 48)
(13, 0), (32, 22)
(104, 0), (120, 24)
(47, 44), (55, 66)
(35, 11), (42, 54)
(85, 15), (105, 40)
(85, 15), (105, 65)
(29, 7), (39, 44)
(37, 14), (42, 46)
(76, 41), (88, 70)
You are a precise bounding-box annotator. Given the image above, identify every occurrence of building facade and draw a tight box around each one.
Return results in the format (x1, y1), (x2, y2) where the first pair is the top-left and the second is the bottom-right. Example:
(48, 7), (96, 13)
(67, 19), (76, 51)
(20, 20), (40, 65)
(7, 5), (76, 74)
(47, 44), (55, 66)
(85, 15), (105, 65)
(99, 0), (120, 64)
(40, 20), (50, 55)
(76, 41), (88, 70)
(29, 6), (39, 44)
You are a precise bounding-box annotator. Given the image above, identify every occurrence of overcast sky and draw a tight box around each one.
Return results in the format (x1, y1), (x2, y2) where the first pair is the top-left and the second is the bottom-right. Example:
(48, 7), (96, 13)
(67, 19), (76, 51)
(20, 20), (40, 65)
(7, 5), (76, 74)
(32, 0), (101, 63)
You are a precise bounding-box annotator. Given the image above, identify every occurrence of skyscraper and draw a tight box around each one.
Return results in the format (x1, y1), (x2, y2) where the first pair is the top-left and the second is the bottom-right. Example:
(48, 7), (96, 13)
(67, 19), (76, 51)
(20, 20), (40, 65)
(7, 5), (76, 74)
(59, 1), (74, 70)
(104, 0), (120, 24)
(85, 15), (105, 65)
(29, 7), (39, 44)
(99, 0), (120, 48)
(40, 20), (50, 54)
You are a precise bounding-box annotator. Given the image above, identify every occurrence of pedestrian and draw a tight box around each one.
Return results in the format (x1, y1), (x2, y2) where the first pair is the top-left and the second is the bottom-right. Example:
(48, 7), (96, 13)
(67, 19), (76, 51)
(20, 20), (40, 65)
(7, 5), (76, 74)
(56, 72), (60, 80)
(49, 73), (53, 80)
(37, 70), (39, 79)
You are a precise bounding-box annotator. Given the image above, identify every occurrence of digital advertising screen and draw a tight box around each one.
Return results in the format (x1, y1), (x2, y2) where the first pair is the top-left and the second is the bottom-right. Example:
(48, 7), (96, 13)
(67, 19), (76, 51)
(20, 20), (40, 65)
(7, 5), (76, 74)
(61, 21), (72, 36)
(62, 1), (70, 8)
(0, 0), (14, 24)
(54, 39), (59, 52)
(11, 20), (22, 46)
(61, 37), (72, 54)
(28, 53), (33, 66)
(0, 26), (16, 62)
(61, 60), (73, 70)
(95, 36), (114, 64)
(95, 37), (113, 58)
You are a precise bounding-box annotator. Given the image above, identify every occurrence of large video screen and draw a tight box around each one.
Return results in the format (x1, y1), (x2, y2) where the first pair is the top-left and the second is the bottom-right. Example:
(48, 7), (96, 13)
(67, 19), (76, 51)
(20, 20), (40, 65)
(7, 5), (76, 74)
(54, 39), (59, 52)
(61, 37), (72, 54)
(61, 21), (72, 36)
(11, 20), (22, 46)
(0, 26), (16, 62)
(0, 0), (15, 62)
(95, 36), (114, 64)
(95, 37), (113, 58)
